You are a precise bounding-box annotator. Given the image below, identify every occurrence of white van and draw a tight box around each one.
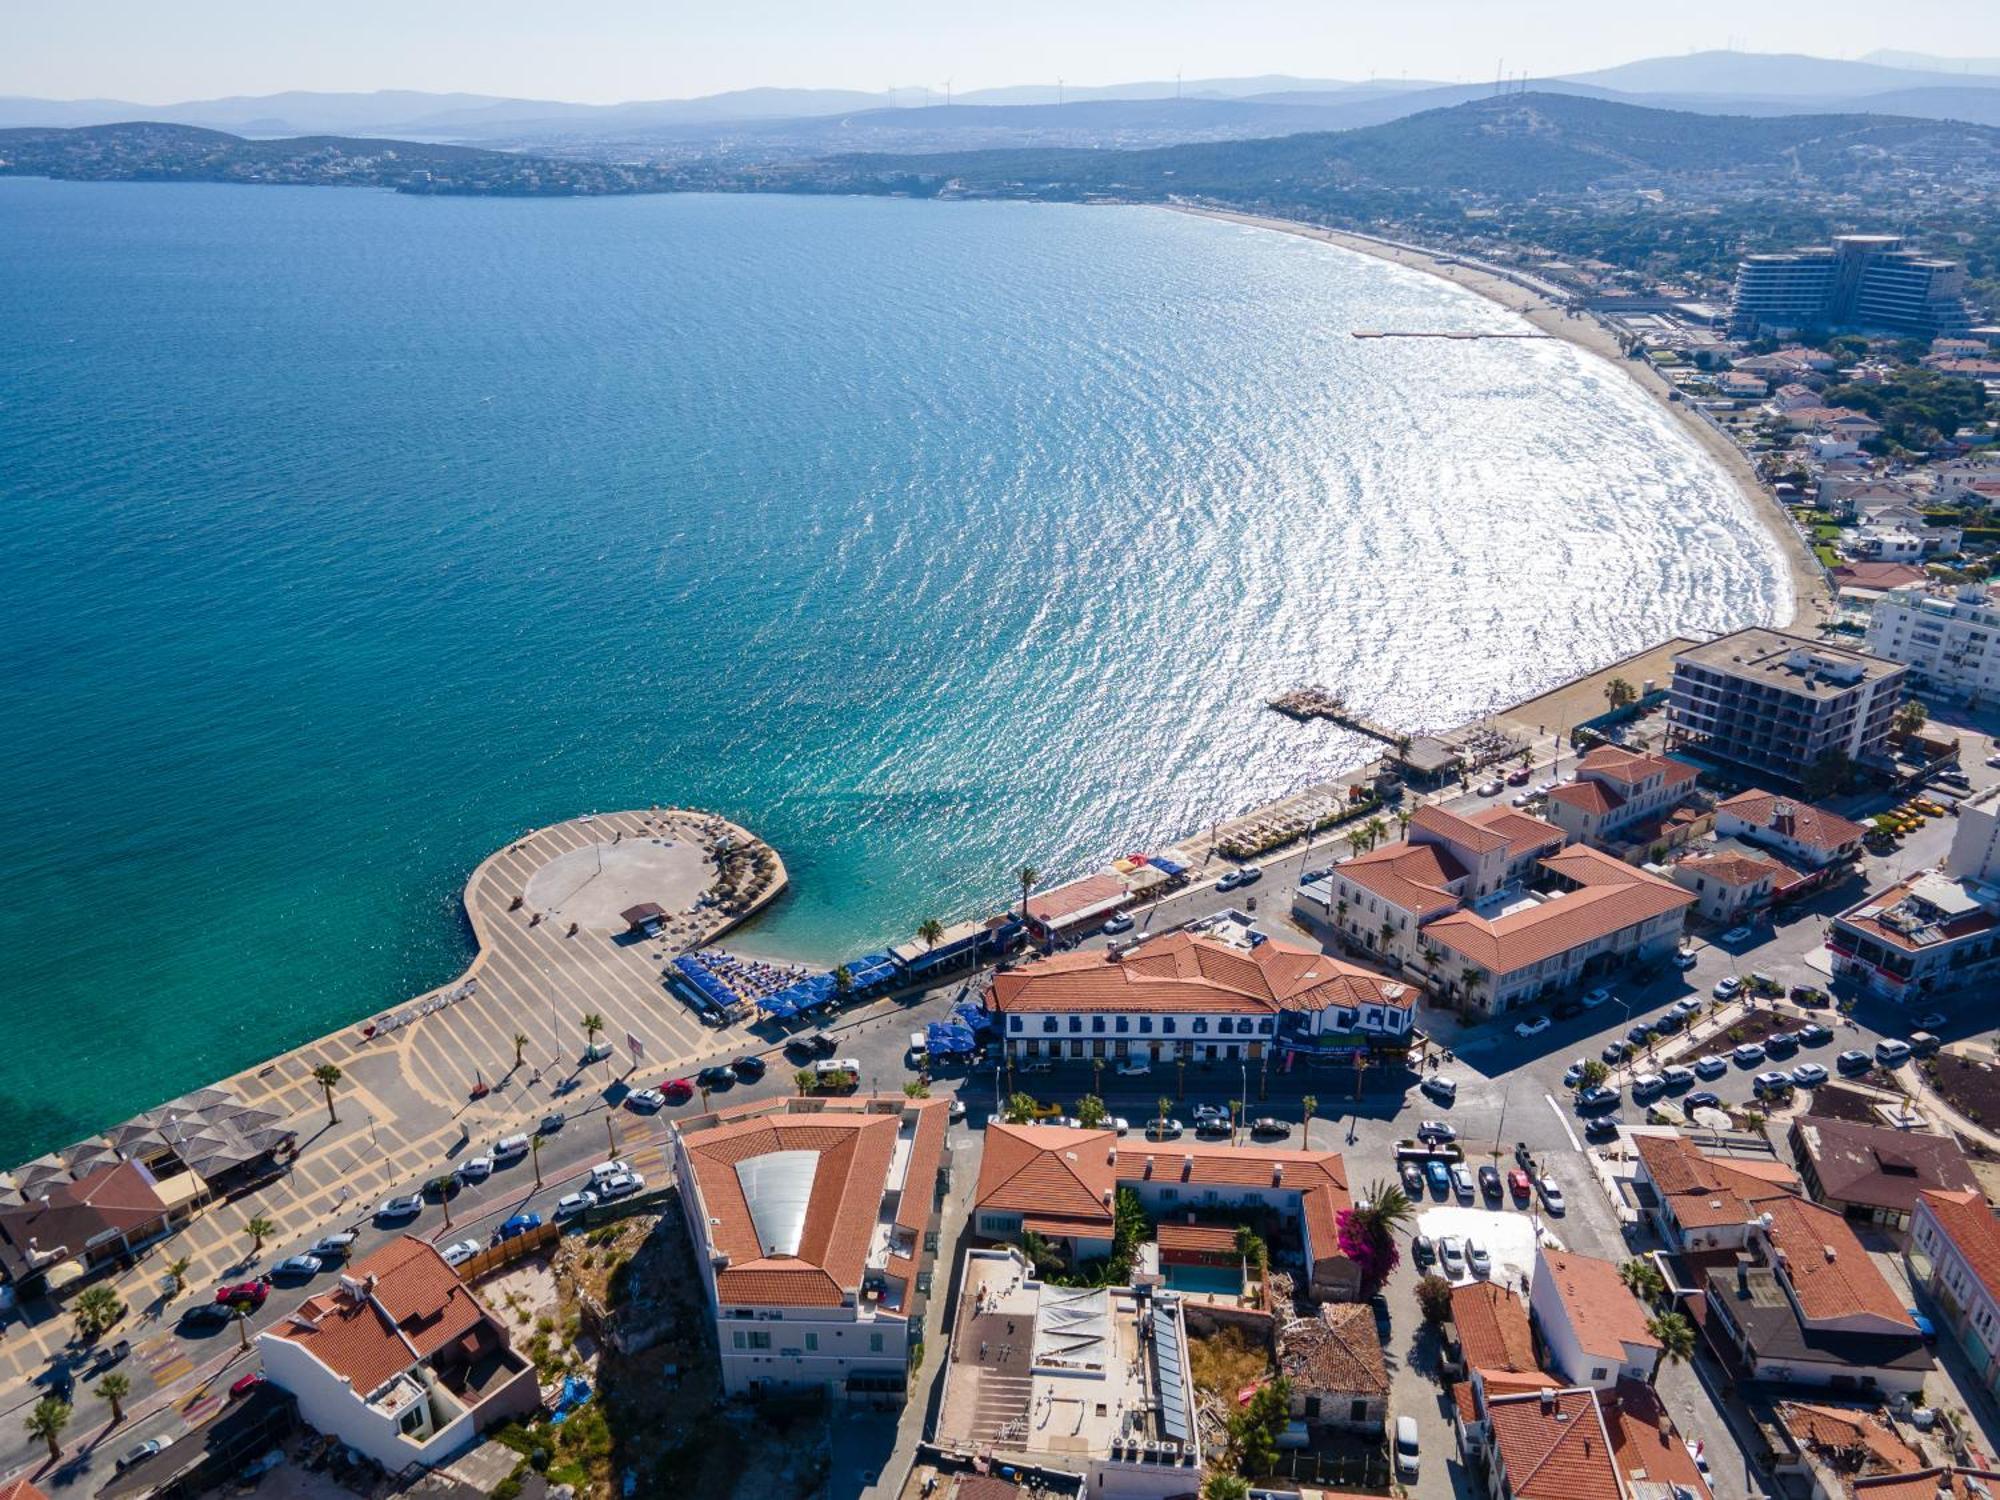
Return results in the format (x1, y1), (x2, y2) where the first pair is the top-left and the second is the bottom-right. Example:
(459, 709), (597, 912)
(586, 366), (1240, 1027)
(493, 1134), (530, 1161)
(908, 1031), (927, 1061)
(1395, 1416), (1420, 1480)
(589, 1159), (632, 1186)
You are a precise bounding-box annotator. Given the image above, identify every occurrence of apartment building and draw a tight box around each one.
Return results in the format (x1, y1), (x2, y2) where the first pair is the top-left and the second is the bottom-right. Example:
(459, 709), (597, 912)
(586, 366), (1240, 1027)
(1911, 1188), (2000, 1399)
(1666, 629), (1907, 785)
(1732, 236), (1977, 338)
(1865, 582), (2000, 701)
(1828, 797), (2000, 1002)
(671, 1094), (951, 1400)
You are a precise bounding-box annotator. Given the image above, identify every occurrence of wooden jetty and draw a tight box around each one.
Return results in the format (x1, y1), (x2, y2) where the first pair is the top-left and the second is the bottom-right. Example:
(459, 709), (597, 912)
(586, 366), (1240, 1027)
(1351, 330), (1554, 340)
(1267, 686), (1407, 746)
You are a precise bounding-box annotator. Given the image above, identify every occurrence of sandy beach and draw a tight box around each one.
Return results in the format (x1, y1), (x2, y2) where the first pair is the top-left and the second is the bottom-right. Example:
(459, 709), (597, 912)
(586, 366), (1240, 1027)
(1170, 205), (1829, 629)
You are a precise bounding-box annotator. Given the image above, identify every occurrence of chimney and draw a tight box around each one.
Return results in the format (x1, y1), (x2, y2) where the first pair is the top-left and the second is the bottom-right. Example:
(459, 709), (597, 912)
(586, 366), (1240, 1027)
(1736, 1256), (1751, 1293)
(1540, 1389), (1556, 1413)
(1273, 1164), (1285, 1186)
(1658, 1414), (1672, 1438)
(1143, 1156), (1155, 1179)
(1182, 1155), (1194, 1181)
(1773, 800), (1795, 835)
(1823, 1245), (1837, 1263)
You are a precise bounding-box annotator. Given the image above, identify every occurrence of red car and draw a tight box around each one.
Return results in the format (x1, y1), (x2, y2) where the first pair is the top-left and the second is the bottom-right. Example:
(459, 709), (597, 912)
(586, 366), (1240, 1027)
(661, 1078), (695, 1104)
(1507, 1169), (1533, 1201)
(229, 1372), (265, 1400)
(213, 1279), (269, 1310)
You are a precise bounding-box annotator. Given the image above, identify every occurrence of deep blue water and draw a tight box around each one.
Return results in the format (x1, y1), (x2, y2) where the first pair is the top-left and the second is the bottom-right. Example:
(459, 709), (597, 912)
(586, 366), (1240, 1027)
(0, 181), (1788, 1162)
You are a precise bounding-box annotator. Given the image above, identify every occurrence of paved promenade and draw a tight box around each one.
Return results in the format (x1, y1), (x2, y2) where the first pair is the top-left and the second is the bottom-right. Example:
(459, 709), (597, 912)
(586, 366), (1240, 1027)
(0, 808), (783, 1399)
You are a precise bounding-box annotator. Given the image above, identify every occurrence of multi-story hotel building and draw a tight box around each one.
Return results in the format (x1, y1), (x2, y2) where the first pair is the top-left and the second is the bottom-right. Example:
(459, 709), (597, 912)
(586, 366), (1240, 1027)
(1731, 235), (1977, 338)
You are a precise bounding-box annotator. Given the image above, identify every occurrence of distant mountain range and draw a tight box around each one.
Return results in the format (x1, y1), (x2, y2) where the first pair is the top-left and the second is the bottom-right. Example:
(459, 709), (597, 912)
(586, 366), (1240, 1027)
(8, 50), (2000, 154)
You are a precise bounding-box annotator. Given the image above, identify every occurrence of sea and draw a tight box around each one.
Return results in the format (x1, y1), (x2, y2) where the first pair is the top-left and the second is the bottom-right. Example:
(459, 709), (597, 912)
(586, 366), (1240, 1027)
(0, 180), (1790, 1163)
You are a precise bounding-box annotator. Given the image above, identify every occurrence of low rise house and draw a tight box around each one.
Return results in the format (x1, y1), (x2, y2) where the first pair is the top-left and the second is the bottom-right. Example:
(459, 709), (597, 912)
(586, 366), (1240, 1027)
(1789, 1117), (1978, 1231)
(1631, 1133), (1801, 1252)
(933, 1247), (1203, 1500)
(1483, 1382), (1712, 1500)
(1771, 1401), (1924, 1500)
(1673, 849), (1787, 923)
(1529, 1249), (1662, 1387)
(1279, 1302), (1389, 1434)
(0, 1159), (185, 1292)
(1542, 745), (1702, 850)
(1024, 872), (1132, 943)
(1446, 1280), (1559, 1459)
(1831, 562), (1929, 603)
(257, 1237), (537, 1472)
(1911, 1188), (2000, 1398)
(671, 1094), (951, 1400)
(988, 927), (1416, 1066)
(1700, 1194), (1930, 1391)
(1712, 790), (1866, 872)
(972, 1122), (1359, 1300)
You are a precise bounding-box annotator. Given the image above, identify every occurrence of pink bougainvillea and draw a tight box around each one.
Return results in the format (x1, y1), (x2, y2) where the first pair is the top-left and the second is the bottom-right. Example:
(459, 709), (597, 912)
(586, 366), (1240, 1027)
(1337, 1206), (1400, 1291)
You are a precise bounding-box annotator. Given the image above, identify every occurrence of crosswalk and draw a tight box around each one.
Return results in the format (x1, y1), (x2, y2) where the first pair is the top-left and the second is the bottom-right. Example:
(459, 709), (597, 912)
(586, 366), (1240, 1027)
(136, 1333), (194, 1391)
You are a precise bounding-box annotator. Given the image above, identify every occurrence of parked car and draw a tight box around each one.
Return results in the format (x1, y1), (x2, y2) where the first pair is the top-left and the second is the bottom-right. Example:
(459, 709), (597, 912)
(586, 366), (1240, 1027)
(1798, 1024), (1833, 1046)
(1426, 1160), (1452, 1195)
(1837, 1049), (1874, 1074)
(1910, 1308), (1938, 1343)
(1395, 1415), (1422, 1481)
(1601, 1041), (1629, 1064)
(1791, 1062), (1829, 1087)
(228, 1372), (266, 1400)
(1110, 1117), (1131, 1136)
(1508, 1168), (1532, 1200)
(1671, 997), (1704, 1018)
(1914, 1012), (1949, 1031)
(1421, 1076), (1457, 1105)
(1720, 925), (1754, 945)
(1583, 1115), (1621, 1142)
(626, 1087), (666, 1111)
(731, 1055), (766, 1081)
(662, 1078), (695, 1104)
(1713, 976), (1742, 999)
(598, 1171), (644, 1199)
(1514, 1016), (1551, 1039)
(1466, 1240), (1492, 1276)
(538, 1111), (567, 1133)
(589, 1159), (632, 1185)
(1478, 1164), (1502, 1201)
(214, 1279), (269, 1310)
(1249, 1117), (1287, 1138)
(1732, 1043), (1766, 1066)
(1115, 1059), (1151, 1076)
(1764, 1032), (1800, 1058)
(1412, 1234), (1436, 1267)
(1191, 1103), (1229, 1122)
(1195, 1117), (1231, 1138)
(1417, 1119), (1457, 1144)
(1753, 1070), (1793, 1096)
(1631, 1073), (1665, 1100)
(1661, 1066), (1695, 1091)
(1693, 1055), (1728, 1080)
(1146, 1118), (1183, 1140)
(1685, 1090), (1722, 1110)
(1674, 947), (1699, 970)
(1910, 1032), (1941, 1058)
(1562, 1060), (1586, 1088)
(1626, 1023), (1654, 1045)
(1450, 1164), (1475, 1202)
(493, 1134), (530, 1162)
(1538, 1178), (1565, 1214)
(455, 1155), (494, 1183)
(1437, 1238), (1466, 1278)
(440, 1238), (484, 1268)
(1400, 1161), (1425, 1196)
(1876, 1039), (1913, 1066)
(555, 1191), (599, 1219)
(1581, 987), (1612, 1009)
(271, 1254), (322, 1279)
(1576, 1086), (1620, 1112)
(1507, 766), (1533, 786)
(376, 1194), (423, 1220)
(495, 1213), (542, 1242)
(117, 1440), (165, 1473)
(309, 1231), (358, 1259)
(1101, 912), (1135, 935)
(696, 1064), (736, 1088)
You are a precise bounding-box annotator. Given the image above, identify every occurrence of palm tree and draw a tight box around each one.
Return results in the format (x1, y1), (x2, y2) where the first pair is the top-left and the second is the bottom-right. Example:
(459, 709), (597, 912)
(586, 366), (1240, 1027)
(511, 1032), (529, 1069)
(1364, 816), (1388, 850)
(1227, 1098), (1244, 1144)
(72, 1285), (123, 1341)
(580, 1012), (605, 1049)
(1077, 1095), (1108, 1130)
(24, 1397), (69, 1464)
(1344, 829), (1368, 859)
(794, 1067), (815, 1096)
(1620, 1257), (1667, 1301)
(96, 1372), (131, 1425)
(1091, 1055), (1104, 1098)
(1334, 897), (1350, 932)
(902, 1079), (930, 1099)
(1016, 864), (1039, 919)
(1395, 807), (1413, 838)
(244, 1215), (276, 1254)
(1300, 1095), (1318, 1150)
(1157, 1095), (1173, 1128)
(1646, 1311), (1696, 1381)
(1378, 919), (1396, 952)
(1202, 1474), (1251, 1500)
(312, 1062), (342, 1125)
(917, 917), (945, 951)
(1351, 1051), (1370, 1102)
(699, 1084), (712, 1114)
(1894, 698), (1929, 738)
(166, 1255), (191, 1297)
(1349, 1179), (1416, 1236)
(1233, 1225), (1269, 1274)
(530, 1134), (544, 1190)
(832, 965), (853, 1000)
(1605, 676), (1638, 710)
(1003, 1092), (1040, 1125)
(1459, 967), (1486, 1011)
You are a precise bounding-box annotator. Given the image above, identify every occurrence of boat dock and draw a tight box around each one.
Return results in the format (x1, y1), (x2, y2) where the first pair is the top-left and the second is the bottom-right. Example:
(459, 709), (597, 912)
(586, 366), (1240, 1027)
(1268, 685), (1406, 746)
(1351, 330), (1554, 340)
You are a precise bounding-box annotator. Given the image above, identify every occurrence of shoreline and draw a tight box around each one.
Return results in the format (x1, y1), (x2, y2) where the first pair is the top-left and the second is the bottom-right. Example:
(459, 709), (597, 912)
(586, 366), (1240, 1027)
(1167, 204), (1829, 631)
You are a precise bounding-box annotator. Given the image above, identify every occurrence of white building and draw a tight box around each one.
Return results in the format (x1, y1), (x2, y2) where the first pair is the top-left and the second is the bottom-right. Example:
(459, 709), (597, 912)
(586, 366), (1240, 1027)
(257, 1237), (538, 1472)
(1542, 744), (1701, 848)
(1829, 797), (2000, 1003)
(1912, 1189), (2000, 1399)
(671, 1094), (950, 1401)
(1866, 582), (2000, 702)
(1529, 1249), (1661, 1388)
(1712, 789), (1867, 871)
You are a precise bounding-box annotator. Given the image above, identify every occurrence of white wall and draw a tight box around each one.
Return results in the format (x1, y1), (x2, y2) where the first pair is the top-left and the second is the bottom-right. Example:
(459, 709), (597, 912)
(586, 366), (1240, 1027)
(715, 1304), (909, 1396)
(258, 1334), (478, 1473)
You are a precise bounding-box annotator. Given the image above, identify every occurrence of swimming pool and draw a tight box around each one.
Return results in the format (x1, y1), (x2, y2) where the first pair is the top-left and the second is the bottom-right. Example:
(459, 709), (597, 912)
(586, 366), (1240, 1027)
(1162, 1263), (1244, 1296)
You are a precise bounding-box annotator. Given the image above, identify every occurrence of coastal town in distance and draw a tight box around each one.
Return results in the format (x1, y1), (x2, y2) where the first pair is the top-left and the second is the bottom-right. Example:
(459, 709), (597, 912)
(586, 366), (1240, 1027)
(13, 12), (2000, 1500)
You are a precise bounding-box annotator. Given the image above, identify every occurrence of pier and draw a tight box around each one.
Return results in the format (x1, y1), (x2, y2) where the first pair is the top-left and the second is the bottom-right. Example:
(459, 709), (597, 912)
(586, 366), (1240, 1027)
(1268, 685), (1407, 746)
(1351, 330), (1554, 340)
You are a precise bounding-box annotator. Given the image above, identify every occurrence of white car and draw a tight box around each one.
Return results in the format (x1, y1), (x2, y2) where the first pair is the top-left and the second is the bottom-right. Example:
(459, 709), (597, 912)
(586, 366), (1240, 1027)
(1693, 1055), (1729, 1080)
(1580, 987), (1611, 1009)
(597, 1170), (645, 1199)
(589, 1159), (632, 1186)
(1438, 1237), (1467, 1277)
(1101, 912), (1135, 935)
(1720, 925), (1754, 945)
(948, 1098), (968, 1122)
(1538, 1178), (1565, 1214)
(455, 1156), (493, 1183)
(1562, 1059), (1587, 1088)
(273, 1254), (322, 1278)
(310, 1231), (358, 1259)
(554, 1191), (599, 1218)
(1514, 1016), (1551, 1039)
(376, 1194), (423, 1219)
(1671, 997), (1704, 1018)
(1115, 1060), (1151, 1076)
(1466, 1240), (1492, 1277)
(1477, 780), (1504, 797)
(1110, 1117), (1131, 1136)
(439, 1238), (483, 1267)
(1876, 1039), (1913, 1066)
(1713, 976), (1742, 999)
(1674, 947), (1698, 969)
(625, 1088), (666, 1111)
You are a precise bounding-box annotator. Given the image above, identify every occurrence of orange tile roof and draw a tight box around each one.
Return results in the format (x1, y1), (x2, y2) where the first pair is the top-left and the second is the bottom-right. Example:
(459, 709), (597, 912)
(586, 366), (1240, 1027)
(1157, 1223), (1241, 1254)
(680, 1097), (950, 1310)
(1337, 839), (1469, 917)
(1538, 1251), (1661, 1361)
(1855, 1471), (2000, 1500)
(1599, 1381), (1712, 1500)
(1634, 1134), (1799, 1230)
(0, 1481), (50, 1500)
(1548, 781), (1620, 817)
(1779, 1402), (1923, 1472)
(1759, 1194), (1912, 1327)
(267, 1236), (493, 1396)
(1716, 789), (1867, 853)
(1451, 1281), (1538, 1374)
(1410, 803), (1512, 855)
(1025, 872), (1128, 925)
(1576, 745), (1699, 792)
(987, 930), (1413, 1017)
(1468, 807), (1569, 857)
(1487, 1388), (1623, 1500)
(1430, 849), (1693, 976)
(1919, 1189), (2000, 1308)
(1678, 852), (1786, 887)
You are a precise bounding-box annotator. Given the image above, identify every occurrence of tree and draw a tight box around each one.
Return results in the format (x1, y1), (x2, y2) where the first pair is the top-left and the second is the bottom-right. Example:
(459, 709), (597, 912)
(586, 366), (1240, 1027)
(1647, 1310), (1697, 1380)
(244, 1215), (276, 1254)
(1395, 807), (1414, 838)
(794, 1067), (816, 1096)
(1360, 816), (1385, 851)
(311, 1062), (343, 1125)
(832, 965), (853, 999)
(96, 1371), (131, 1425)
(1202, 1473), (1251, 1500)
(1344, 829), (1368, 859)
(530, 1133), (544, 1190)
(1378, 919), (1396, 952)
(24, 1397), (69, 1464)
(917, 917), (945, 950)
(1605, 677), (1638, 711)
(166, 1255), (191, 1297)
(1076, 1094), (1108, 1130)
(1802, 748), (1853, 802)
(1300, 1094), (1318, 1151)
(1229, 1379), (1292, 1476)
(1416, 1273), (1455, 1325)
(1003, 1092), (1040, 1125)
(1459, 967), (1486, 1008)
(1895, 698), (1930, 738)
(1016, 864), (1039, 920)
(1337, 1180), (1414, 1294)
(511, 1032), (529, 1069)
(1580, 1059), (1609, 1090)
(903, 1079), (930, 1099)
(1351, 1051), (1370, 1102)
(72, 1284), (124, 1341)
(1233, 1225), (1269, 1274)
(1017, 1230), (1064, 1278)
(1157, 1095), (1173, 1127)
(580, 1012), (605, 1047)
(1620, 1257), (1667, 1301)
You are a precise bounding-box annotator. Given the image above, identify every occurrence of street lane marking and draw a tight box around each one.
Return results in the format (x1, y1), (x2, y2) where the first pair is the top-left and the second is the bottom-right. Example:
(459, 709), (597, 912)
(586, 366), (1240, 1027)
(1545, 1094), (1581, 1152)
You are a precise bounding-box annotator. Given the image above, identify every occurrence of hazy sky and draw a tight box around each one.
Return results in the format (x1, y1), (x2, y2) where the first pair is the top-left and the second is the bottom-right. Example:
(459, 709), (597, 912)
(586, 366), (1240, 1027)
(8, 0), (2000, 103)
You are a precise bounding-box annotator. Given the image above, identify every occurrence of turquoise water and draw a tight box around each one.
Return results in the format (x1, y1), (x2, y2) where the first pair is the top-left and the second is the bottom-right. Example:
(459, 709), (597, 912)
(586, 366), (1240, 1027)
(0, 182), (1789, 1163)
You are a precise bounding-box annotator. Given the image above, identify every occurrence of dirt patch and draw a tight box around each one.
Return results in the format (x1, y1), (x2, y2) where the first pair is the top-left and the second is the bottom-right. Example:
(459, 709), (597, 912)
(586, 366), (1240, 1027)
(1924, 1053), (2000, 1129)
(1189, 1324), (1274, 1405)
